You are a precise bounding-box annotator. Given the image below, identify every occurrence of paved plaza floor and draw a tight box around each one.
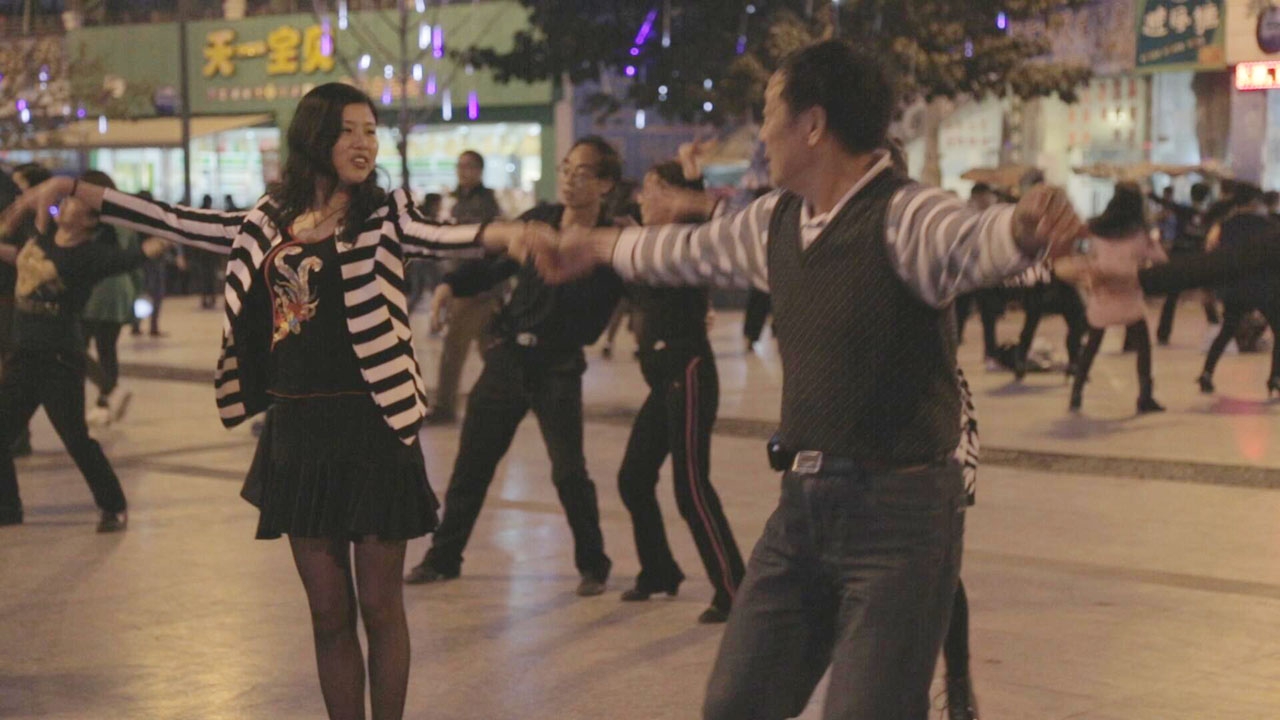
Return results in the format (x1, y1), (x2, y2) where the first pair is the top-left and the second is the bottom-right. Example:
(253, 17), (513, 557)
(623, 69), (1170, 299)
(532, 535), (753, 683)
(3, 296), (1280, 719)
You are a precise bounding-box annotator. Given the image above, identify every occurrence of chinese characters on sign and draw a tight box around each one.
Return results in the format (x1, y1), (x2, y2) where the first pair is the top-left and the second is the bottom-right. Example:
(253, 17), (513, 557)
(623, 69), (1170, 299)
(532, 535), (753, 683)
(1236, 61), (1280, 91)
(203, 25), (334, 78)
(1136, 0), (1224, 70)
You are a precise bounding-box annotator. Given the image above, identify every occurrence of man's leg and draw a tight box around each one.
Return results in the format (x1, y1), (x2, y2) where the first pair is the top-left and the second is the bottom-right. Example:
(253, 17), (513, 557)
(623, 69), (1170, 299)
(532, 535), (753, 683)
(0, 354), (43, 522)
(820, 463), (966, 720)
(40, 354), (127, 515)
(418, 347), (529, 576)
(530, 353), (610, 583)
(703, 478), (835, 720)
(434, 295), (495, 418)
(1157, 291), (1180, 344)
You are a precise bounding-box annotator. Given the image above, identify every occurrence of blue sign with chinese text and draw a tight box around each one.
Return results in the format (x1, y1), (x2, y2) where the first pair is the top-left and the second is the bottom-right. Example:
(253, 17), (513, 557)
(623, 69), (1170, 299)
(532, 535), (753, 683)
(1136, 0), (1225, 72)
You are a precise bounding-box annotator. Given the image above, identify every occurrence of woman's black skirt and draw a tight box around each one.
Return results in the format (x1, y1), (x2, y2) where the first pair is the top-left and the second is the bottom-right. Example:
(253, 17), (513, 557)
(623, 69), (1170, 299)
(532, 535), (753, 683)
(243, 394), (439, 542)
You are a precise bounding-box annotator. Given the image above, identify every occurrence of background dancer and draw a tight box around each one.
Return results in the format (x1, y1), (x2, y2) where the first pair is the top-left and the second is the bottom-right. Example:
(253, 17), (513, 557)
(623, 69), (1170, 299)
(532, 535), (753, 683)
(422, 150), (504, 426)
(1070, 183), (1167, 413)
(1195, 185), (1280, 396)
(616, 159), (745, 624)
(0, 170), (165, 531)
(80, 171), (142, 427)
(404, 136), (623, 597)
(21, 83), (533, 720)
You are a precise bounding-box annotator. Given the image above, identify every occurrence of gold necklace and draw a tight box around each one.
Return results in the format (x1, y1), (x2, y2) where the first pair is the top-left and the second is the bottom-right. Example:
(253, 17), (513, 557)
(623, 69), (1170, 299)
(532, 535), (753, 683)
(293, 204), (347, 233)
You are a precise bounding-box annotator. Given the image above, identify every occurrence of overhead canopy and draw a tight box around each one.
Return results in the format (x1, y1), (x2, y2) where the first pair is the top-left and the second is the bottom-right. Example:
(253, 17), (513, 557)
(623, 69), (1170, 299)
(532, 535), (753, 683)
(34, 114), (273, 149)
(1072, 161), (1234, 182)
(960, 165), (1042, 190)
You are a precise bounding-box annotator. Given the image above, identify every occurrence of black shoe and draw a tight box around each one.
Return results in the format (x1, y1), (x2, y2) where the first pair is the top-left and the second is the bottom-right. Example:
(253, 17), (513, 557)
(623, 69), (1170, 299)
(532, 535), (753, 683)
(0, 505), (22, 526)
(422, 409), (456, 426)
(1012, 351), (1028, 382)
(1197, 373), (1215, 394)
(945, 674), (979, 720)
(620, 577), (682, 602)
(1137, 396), (1165, 413)
(1068, 388), (1082, 412)
(577, 574), (608, 597)
(697, 605), (730, 624)
(404, 561), (459, 585)
(96, 510), (128, 533)
(1268, 377), (1280, 398)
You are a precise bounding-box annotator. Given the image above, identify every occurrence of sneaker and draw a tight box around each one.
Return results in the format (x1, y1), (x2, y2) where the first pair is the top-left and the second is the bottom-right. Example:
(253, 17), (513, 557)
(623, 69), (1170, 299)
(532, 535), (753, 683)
(96, 510), (128, 533)
(106, 389), (133, 423)
(86, 405), (112, 427)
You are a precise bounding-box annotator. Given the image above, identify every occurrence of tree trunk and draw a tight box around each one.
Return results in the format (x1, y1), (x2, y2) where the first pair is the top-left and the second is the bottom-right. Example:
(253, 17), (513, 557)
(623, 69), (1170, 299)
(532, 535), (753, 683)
(1192, 71), (1230, 164)
(921, 97), (949, 187)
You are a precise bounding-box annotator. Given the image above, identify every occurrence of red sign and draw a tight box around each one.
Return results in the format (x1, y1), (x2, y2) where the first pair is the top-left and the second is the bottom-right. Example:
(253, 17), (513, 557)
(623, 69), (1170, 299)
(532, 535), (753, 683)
(1236, 61), (1280, 90)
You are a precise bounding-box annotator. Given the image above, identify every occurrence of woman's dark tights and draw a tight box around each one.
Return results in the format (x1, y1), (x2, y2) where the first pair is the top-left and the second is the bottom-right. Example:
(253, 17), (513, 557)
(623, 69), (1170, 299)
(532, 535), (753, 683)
(290, 537), (411, 720)
(943, 578), (971, 682)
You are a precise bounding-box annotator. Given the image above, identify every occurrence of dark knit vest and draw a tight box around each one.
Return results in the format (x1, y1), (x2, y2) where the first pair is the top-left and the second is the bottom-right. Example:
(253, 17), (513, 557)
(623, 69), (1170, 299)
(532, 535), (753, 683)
(769, 170), (960, 465)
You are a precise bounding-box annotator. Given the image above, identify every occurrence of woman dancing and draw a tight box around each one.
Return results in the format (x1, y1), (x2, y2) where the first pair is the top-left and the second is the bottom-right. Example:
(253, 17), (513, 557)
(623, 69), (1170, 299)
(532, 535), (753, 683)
(20, 83), (532, 720)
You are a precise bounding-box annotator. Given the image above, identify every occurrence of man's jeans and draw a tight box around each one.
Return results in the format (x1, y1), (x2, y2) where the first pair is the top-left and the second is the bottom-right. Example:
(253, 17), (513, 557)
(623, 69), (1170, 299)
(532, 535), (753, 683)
(703, 461), (965, 720)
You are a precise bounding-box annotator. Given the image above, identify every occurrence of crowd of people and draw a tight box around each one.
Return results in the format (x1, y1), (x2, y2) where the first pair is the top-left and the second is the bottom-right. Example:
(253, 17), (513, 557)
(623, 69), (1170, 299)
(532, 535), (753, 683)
(1, 36), (1278, 720)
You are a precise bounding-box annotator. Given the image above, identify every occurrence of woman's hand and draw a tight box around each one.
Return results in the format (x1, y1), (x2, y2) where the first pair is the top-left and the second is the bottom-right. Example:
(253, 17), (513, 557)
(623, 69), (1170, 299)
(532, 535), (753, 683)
(427, 283), (453, 334)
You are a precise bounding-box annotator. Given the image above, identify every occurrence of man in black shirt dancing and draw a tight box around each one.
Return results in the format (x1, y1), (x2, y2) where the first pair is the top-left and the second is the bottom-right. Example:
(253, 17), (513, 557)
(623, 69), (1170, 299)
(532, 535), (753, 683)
(405, 137), (623, 596)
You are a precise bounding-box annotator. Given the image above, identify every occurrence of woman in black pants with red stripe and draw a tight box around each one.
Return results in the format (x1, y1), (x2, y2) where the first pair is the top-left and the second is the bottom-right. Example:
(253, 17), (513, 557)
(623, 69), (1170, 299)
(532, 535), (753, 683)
(617, 161), (745, 624)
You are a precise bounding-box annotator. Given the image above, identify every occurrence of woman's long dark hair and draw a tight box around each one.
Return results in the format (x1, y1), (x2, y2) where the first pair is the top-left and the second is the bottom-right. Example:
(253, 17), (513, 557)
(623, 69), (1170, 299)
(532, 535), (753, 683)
(78, 169), (120, 247)
(649, 160), (707, 224)
(1088, 181), (1148, 239)
(267, 82), (386, 243)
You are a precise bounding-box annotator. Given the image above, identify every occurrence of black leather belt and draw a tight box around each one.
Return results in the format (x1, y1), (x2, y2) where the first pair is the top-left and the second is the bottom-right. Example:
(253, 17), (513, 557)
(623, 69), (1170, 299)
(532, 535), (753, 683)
(769, 437), (937, 476)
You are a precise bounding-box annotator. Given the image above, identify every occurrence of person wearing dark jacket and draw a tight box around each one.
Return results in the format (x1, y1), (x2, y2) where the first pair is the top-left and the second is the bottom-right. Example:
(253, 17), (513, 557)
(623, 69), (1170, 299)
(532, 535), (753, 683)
(405, 136), (624, 597)
(1150, 182), (1219, 343)
(1196, 187), (1280, 395)
(615, 160), (745, 625)
(0, 170), (167, 530)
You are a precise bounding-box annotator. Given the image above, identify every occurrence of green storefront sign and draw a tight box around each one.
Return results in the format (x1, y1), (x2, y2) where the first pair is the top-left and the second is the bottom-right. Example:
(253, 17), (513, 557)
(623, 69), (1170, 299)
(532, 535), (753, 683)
(1135, 0), (1225, 72)
(185, 2), (553, 120)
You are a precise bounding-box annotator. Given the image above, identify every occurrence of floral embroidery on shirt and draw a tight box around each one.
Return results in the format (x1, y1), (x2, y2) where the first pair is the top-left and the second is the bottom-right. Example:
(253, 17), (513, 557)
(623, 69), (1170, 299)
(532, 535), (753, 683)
(268, 244), (323, 348)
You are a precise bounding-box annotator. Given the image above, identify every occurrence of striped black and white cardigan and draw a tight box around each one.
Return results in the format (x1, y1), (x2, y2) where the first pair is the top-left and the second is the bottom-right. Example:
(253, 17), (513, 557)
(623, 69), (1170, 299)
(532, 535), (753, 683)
(98, 187), (486, 444)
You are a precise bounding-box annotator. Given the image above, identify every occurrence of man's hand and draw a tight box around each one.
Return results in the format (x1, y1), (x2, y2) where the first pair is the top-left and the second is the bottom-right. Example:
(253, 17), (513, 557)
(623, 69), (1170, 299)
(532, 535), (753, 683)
(23, 177), (74, 234)
(533, 225), (617, 285)
(427, 283), (453, 334)
(141, 237), (169, 260)
(677, 138), (716, 181)
(1012, 185), (1085, 259)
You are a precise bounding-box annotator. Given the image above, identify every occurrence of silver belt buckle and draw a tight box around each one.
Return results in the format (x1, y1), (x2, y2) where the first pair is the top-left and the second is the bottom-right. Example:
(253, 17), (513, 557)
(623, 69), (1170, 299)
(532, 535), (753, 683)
(791, 450), (823, 475)
(516, 332), (538, 347)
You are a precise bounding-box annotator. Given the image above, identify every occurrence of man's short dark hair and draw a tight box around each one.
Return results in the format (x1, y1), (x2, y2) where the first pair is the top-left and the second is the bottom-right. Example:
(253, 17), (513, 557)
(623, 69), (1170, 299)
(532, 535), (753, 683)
(970, 183), (992, 198)
(571, 135), (623, 184)
(778, 40), (894, 156)
(1264, 190), (1279, 207)
(1190, 183), (1210, 203)
(1233, 183), (1262, 207)
(459, 150), (484, 170)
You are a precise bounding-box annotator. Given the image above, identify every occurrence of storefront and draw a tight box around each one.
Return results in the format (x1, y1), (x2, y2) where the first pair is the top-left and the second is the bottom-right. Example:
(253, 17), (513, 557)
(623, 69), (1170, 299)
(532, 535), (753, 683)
(5, 1), (556, 211)
(1226, 0), (1280, 189)
(185, 2), (556, 210)
(1136, 0), (1228, 197)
